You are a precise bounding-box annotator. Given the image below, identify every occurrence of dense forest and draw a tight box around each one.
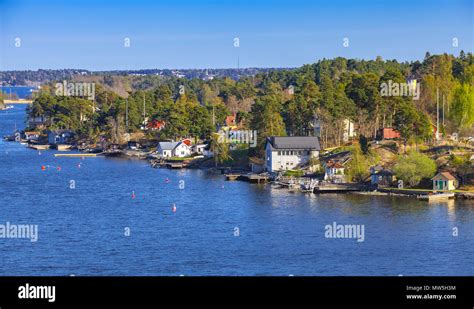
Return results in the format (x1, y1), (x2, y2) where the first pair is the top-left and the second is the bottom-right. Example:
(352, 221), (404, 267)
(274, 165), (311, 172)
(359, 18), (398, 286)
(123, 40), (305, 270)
(26, 52), (474, 154)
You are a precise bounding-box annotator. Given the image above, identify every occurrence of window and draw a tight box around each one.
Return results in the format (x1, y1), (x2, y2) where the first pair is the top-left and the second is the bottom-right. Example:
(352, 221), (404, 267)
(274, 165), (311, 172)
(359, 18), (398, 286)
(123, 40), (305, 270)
(278, 151), (281, 156)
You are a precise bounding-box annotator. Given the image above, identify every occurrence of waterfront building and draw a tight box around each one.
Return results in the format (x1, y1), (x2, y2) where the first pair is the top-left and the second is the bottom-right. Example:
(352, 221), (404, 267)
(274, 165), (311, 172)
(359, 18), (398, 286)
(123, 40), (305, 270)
(47, 130), (75, 145)
(324, 160), (346, 183)
(264, 136), (321, 172)
(157, 141), (191, 158)
(432, 172), (457, 191)
(370, 166), (395, 187)
(24, 131), (40, 141)
(192, 144), (207, 155)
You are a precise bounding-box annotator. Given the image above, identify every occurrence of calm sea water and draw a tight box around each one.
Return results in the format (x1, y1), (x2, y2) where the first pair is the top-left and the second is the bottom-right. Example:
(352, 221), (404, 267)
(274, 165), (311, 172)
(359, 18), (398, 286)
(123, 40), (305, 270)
(0, 86), (36, 99)
(0, 105), (473, 276)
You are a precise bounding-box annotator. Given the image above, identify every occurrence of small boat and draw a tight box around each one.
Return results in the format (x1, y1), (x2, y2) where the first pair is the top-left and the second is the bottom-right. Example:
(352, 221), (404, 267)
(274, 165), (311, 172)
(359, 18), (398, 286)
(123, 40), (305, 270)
(417, 192), (455, 201)
(3, 135), (15, 141)
(56, 144), (72, 151)
(225, 174), (240, 181)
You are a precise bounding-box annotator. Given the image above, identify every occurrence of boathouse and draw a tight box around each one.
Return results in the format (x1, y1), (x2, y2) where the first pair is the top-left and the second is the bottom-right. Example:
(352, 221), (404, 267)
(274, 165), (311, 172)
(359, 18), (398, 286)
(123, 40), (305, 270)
(432, 172), (457, 191)
(24, 131), (40, 141)
(370, 166), (395, 187)
(264, 136), (321, 172)
(47, 130), (75, 145)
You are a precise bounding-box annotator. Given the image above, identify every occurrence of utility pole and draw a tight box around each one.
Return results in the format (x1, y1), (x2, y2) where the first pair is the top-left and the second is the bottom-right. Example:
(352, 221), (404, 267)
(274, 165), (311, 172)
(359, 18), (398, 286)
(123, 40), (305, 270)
(212, 104), (216, 127)
(143, 94), (146, 125)
(126, 98), (129, 132)
(442, 94), (445, 126)
(436, 88), (439, 141)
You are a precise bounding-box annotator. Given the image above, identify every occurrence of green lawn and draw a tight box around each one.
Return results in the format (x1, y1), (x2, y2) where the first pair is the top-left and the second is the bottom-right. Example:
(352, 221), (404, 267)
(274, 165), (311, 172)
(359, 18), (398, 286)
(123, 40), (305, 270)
(385, 187), (473, 193)
(165, 157), (193, 161)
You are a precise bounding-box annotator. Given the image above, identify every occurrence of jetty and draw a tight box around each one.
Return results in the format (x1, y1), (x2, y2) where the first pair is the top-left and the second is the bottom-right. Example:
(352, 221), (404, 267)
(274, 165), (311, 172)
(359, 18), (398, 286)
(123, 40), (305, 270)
(417, 192), (455, 201)
(28, 144), (50, 150)
(239, 173), (269, 184)
(166, 162), (186, 169)
(313, 183), (367, 193)
(3, 99), (33, 104)
(54, 153), (100, 157)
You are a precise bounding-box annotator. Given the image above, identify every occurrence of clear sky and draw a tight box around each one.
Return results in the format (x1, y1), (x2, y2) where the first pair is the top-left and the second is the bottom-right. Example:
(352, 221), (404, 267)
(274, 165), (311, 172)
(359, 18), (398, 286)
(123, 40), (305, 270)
(0, 0), (472, 70)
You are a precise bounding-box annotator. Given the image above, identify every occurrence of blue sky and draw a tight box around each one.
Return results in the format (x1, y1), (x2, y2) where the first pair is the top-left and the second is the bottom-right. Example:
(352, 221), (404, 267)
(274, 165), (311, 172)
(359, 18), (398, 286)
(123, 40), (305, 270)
(0, 0), (472, 70)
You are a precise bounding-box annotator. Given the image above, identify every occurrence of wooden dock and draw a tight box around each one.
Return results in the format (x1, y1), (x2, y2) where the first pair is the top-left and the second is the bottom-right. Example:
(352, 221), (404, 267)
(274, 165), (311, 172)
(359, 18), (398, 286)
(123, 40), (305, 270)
(417, 192), (455, 201)
(166, 162), (185, 169)
(239, 173), (268, 184)
(313, 184), (365, 193)
(3, 99), (33, 104)
(54, 153), (99, 157)
(28, 144), (50, 150)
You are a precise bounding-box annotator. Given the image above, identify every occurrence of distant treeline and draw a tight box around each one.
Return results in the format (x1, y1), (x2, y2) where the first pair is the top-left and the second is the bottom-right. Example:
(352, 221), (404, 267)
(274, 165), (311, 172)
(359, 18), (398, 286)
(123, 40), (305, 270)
(0, 68), (288, 86)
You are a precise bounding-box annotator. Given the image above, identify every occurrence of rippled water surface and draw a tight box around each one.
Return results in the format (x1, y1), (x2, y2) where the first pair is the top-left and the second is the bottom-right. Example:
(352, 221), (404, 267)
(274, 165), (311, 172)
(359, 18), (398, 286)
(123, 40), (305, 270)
(0, 105), (473, 275)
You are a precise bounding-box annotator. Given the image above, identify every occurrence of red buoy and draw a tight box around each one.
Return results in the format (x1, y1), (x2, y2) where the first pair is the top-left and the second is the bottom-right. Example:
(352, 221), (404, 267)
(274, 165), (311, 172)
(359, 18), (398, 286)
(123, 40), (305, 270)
(41, 166), (46, 171)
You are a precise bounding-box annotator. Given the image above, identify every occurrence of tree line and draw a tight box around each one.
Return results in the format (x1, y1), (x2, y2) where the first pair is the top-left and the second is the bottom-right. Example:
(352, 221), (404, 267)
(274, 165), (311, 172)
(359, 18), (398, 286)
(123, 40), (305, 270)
(27, 52), (473, 153)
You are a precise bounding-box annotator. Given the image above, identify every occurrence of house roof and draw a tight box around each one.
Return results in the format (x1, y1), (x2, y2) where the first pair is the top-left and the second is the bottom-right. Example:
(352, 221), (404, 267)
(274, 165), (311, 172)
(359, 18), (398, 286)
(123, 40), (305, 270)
(266, 136), (321, 150)
(327, 161), (344, 169)
(370, 165), (393, 176)
(432, 172), (457, 181)
(158, 141), (179, 150)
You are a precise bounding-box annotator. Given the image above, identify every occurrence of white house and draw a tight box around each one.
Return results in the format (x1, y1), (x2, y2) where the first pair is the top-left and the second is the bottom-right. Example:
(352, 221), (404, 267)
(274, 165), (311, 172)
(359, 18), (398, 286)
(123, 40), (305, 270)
(173, 141), (191, 157)
(192, 144), (207, 155)
(264, 136), (321, 172)
(324, 160), (345, 183)
(157, 141), (191, 158)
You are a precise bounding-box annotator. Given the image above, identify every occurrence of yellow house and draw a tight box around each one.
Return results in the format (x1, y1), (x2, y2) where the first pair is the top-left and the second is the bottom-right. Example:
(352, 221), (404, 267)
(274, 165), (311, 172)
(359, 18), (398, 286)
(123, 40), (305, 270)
(432, 172), (457, 191)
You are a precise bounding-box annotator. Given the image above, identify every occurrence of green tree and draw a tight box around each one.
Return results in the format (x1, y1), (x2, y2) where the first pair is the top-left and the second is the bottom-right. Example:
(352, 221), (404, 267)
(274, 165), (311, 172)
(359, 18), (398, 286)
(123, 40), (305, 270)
(359, 135), (369, 154)
(250, 82), (286, 152)
(209, 132), (232, 167)
(393, 152), (436, 187)
(347, 143), (370, 182)
(450, 82), (474, 129)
